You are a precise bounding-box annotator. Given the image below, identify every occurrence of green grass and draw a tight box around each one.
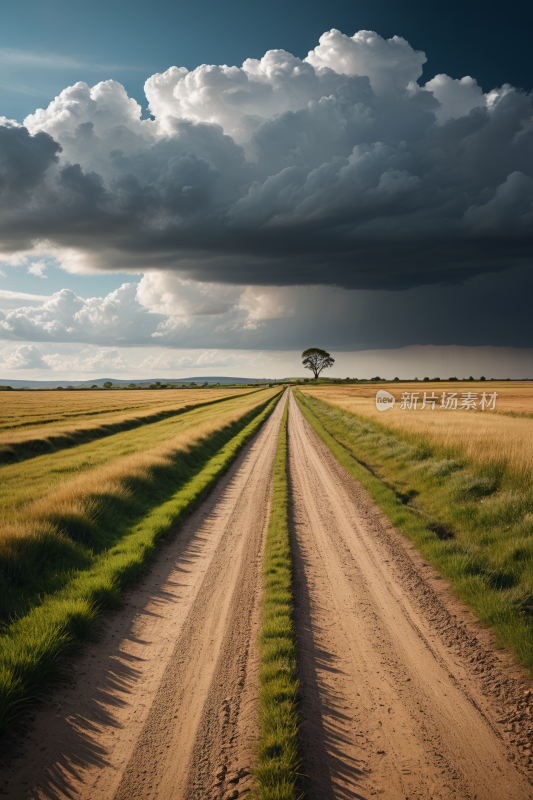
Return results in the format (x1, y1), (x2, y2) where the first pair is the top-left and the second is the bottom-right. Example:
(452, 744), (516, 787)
(0, 391), (282, 737)
(294, 389), (533, 673)
(0, 389), (259, 465)
(254, 393), (301, 800)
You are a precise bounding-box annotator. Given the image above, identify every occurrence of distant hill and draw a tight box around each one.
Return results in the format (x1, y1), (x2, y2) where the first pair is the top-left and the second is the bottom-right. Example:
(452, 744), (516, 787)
(0, 376), (275, 388)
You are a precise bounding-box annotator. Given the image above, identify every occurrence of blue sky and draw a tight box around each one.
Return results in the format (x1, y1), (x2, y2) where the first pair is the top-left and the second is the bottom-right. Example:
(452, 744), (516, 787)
(0, 0), (532, 379)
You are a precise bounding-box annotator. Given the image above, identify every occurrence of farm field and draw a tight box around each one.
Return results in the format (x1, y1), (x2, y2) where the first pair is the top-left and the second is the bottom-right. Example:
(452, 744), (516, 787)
(0, 390), (271, 520)
(2, 388), (533, 800)
(301, 381), (533, 478)
(0, 387), (257, 464)
(0, 387), (251, 434)
(302, 381), (533, 413)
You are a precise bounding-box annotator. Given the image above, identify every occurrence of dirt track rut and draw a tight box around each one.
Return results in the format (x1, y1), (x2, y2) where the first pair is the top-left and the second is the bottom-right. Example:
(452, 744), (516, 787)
(288, 390), (533, 800)
(2, 393), (286, 800)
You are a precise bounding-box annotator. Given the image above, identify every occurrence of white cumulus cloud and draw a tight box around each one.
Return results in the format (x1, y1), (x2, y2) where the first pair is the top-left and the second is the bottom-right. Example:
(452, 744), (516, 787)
(27, 260), (48, 278)
(0, 344), (49, 369)
(305, 29), (426, 94)
(0, 284), (156, 343)
(44, 347), (131, 373)
(136, 273), (240, 319)
(0, 276), (301, 348)
(421, 74), (487, 123)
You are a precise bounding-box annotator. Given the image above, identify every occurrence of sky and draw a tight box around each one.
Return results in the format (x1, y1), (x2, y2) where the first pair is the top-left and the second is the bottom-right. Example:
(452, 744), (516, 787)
(0, 0), (532, 380)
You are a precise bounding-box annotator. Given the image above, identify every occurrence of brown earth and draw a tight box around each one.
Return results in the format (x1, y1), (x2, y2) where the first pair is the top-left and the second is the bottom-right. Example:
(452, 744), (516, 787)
(2, 387), (533, 800)
(0, 392), (287, 800)
(288, 389), (533, 800)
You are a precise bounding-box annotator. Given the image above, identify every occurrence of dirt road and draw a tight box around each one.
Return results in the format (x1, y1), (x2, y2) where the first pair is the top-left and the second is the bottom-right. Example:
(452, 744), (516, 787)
(288, 390), (533, 800)
(3, 387), (533, 800)
(2, 392), (287, 800)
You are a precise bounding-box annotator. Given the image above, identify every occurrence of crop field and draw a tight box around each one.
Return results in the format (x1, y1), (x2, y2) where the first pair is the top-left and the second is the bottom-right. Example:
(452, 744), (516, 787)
(301, 380), (533, 415)
(0, 387), (251, 433)
(2, 387), (533, 800)
(301, 381), (533, 479)
(0, 387), (257, 463)
(0, 387), (277, 612)
(0, 391), (268, 520)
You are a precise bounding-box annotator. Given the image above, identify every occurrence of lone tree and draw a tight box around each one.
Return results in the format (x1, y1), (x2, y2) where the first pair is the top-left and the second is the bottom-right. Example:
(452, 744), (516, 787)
(302, 348), (335, 380)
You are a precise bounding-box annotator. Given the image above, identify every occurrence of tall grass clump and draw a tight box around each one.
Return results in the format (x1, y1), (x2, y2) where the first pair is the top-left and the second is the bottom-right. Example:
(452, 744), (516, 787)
(294, 389), (533, 673)
(254, 394), (301, 800)
(0, 392), (281, 736)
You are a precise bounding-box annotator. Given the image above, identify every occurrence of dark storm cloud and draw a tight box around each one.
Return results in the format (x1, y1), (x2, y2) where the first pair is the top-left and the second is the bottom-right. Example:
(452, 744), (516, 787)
(1, 29), (532, 290)
(0, 123), (60, 199)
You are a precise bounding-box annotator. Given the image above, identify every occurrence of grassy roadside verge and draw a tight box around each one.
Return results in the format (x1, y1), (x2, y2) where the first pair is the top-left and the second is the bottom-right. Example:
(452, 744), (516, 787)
(254, 393), (301, 800)
(294, 389), (533, 673)
(0, 389), (261, 465)
(0, 391), (282, 737)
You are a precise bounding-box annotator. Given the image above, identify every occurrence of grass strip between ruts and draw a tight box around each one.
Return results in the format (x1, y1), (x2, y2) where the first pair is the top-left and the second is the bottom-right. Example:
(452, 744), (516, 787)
(0, 390), (282, 738)
(254, 392), (301, 800)
(293, 388), (533, 672)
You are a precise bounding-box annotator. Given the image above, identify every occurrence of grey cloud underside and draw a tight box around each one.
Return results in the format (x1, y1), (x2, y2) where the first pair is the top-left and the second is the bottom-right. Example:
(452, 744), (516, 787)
(1, 31), (533, 290)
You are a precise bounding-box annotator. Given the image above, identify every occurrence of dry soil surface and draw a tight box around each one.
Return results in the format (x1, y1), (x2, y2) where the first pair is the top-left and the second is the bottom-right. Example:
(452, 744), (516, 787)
(1, 392), (287, 800)
(288, 390), (533, 800)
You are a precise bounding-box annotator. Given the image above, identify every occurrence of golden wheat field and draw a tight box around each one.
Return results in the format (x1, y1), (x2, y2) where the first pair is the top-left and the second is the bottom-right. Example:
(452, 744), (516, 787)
(0, 389), (275, 522)
(0, 387), (252, 435)
(0, 388), (277, 548)
(301, 382), (533, 475)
